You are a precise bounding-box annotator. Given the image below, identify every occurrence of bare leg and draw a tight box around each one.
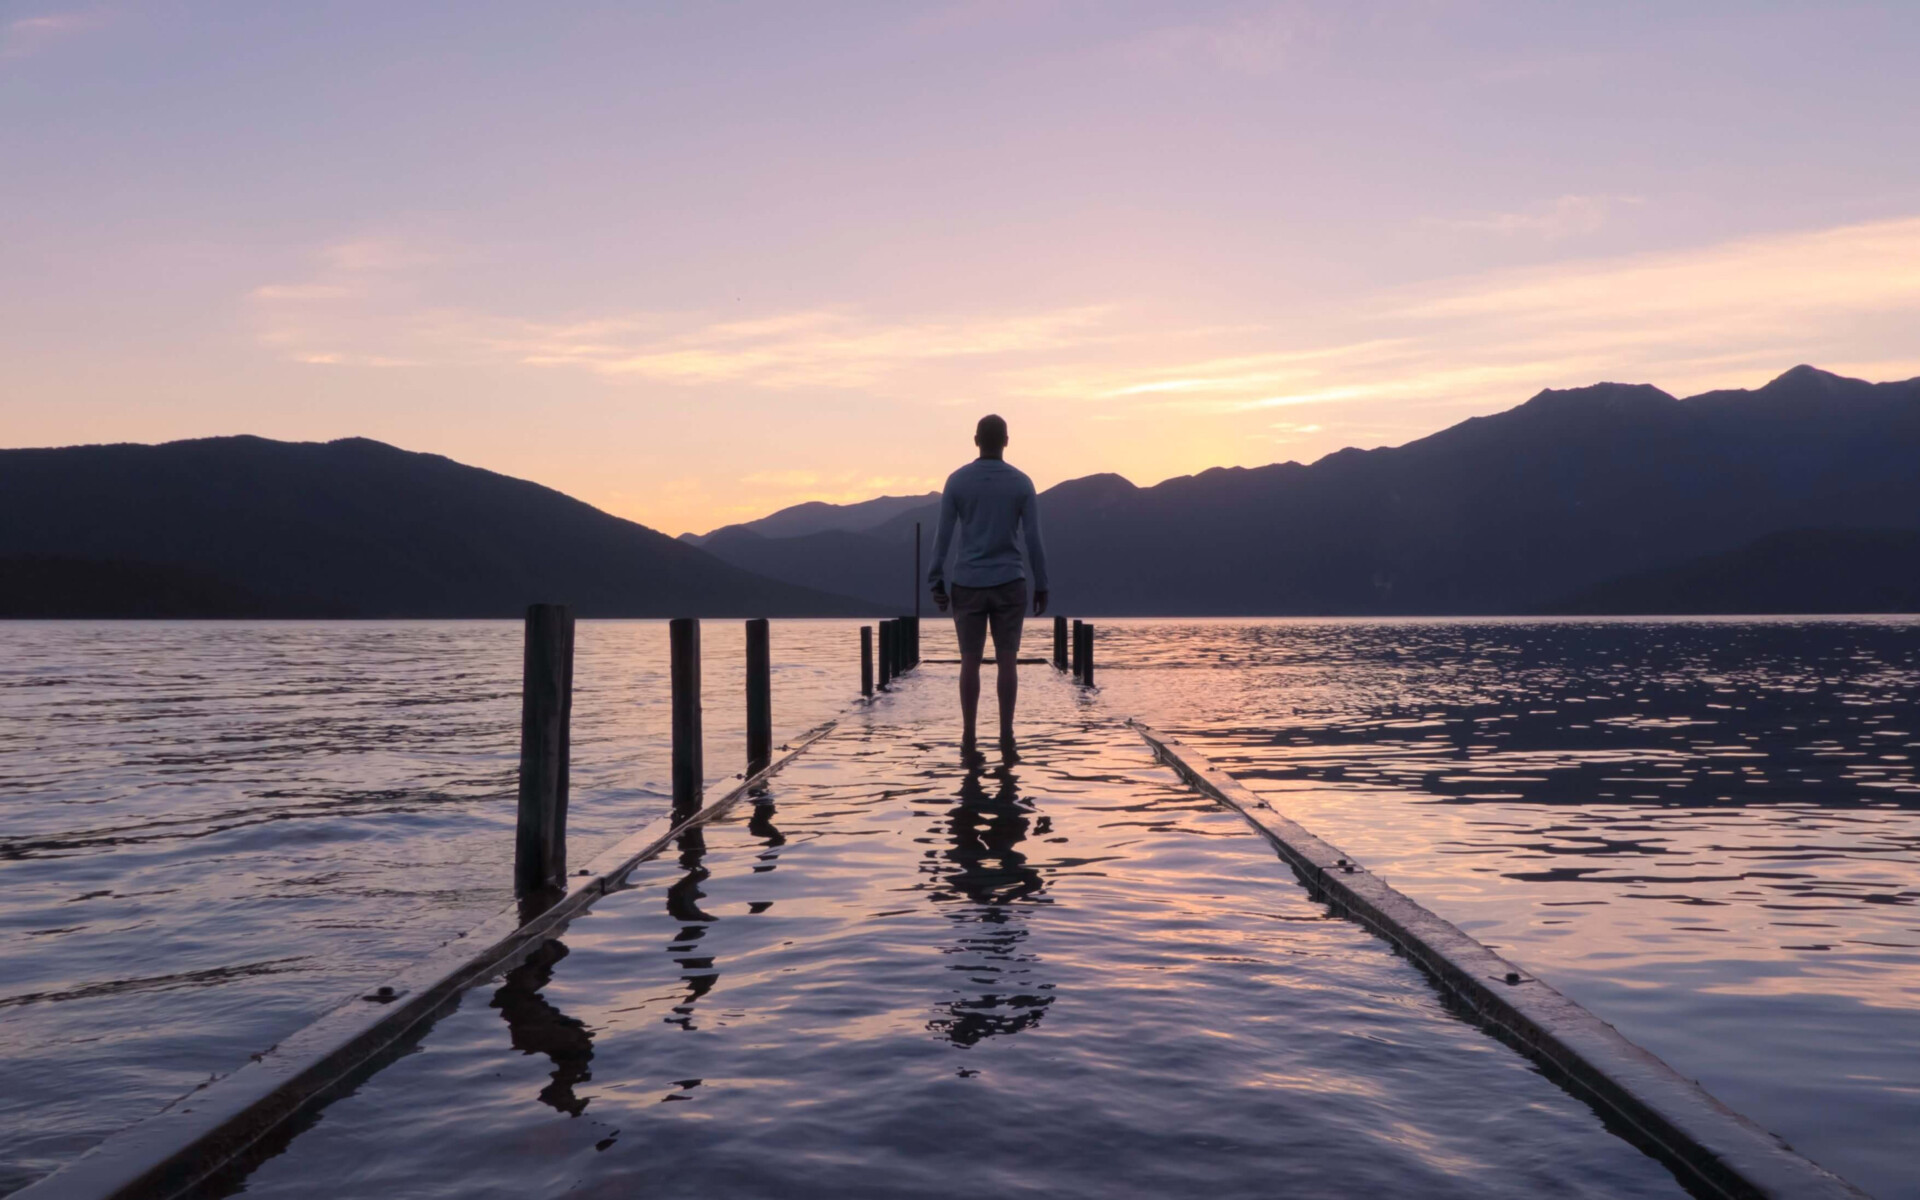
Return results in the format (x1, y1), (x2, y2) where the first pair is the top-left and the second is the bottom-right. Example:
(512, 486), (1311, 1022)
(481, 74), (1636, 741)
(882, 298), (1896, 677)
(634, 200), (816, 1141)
(996, 647), (1018, 743)
(959, 654), (981, 747)
(954, 608), (989, 756)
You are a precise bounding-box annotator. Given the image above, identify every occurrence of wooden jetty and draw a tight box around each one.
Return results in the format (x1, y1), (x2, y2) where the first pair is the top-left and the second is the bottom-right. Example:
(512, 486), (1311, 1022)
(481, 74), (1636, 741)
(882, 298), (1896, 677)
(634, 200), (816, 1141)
(19, 612), (1864, 1200)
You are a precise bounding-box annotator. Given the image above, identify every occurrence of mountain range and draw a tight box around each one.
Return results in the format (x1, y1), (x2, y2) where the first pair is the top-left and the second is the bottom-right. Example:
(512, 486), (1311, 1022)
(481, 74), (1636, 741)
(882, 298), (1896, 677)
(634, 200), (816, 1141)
(4, 366), (1916, 618)
(0, 436), (875, 617)
(692, 365), (1920, 615)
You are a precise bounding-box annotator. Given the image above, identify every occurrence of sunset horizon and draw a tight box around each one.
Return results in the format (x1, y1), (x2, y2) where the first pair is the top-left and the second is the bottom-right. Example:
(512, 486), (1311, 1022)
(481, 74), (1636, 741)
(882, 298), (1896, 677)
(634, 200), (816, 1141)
(4, 6), (1916, 1198)
(7, 3), (1919, 534)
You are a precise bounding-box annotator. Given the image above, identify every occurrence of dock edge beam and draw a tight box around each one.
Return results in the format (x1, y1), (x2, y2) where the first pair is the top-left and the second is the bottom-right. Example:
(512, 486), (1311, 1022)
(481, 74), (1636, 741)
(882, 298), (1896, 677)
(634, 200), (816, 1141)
(1129, 721), (1865, 1200)
(22, 721), (841, 1200)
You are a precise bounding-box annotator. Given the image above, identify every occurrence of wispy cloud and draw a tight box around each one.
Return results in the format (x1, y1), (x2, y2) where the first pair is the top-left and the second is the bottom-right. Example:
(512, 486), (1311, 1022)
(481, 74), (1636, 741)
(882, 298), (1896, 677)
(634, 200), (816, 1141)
(1105, 6), (1317, 75)
(250, 241), (1117, 385)
(1432, 194), (1644, 240)
(2, 10), (103, 60)
(738, 469), (939, 499)
(250, 216), (1920, 451)
(1001, 215), (1920, 426)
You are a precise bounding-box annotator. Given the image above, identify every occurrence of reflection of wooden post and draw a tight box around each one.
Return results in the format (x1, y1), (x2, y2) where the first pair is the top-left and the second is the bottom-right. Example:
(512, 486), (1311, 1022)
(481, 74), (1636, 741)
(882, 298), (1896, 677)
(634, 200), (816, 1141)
(1053, 615), (1068, 670)
(1071, 619), (1084, 680)
(1082, 623), (1096, 687)
(745, 618), (771, 775)
(860, 625), (873, 697)
(670, 617), (703, 816)
(515, 603), (574, 895)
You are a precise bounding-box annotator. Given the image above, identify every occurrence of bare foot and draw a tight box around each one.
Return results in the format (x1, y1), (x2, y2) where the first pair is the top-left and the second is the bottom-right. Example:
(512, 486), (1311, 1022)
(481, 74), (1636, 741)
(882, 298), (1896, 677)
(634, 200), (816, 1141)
(960, 736), (986, 770)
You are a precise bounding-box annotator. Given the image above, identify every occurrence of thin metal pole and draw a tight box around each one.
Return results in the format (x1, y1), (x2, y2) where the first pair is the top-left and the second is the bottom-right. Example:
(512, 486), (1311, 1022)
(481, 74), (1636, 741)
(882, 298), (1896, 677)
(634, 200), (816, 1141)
(745, 617), (771, 775)
(860, 625), (873, 697)
(914, 521), (922, 619)
(670, 617), (703, 816)
(515, 603), (574, 895)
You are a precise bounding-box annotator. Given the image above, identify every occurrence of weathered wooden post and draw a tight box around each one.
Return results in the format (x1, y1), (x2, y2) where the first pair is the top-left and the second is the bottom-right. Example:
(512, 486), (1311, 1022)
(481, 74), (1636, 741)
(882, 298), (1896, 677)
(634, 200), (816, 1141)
(515, 603), (574, 895)
(1053, 614), (1068, 670)
(1071, 619), (1084, 680)
(670, 617), (703, 816)
(860, 625), (874, 698)
(1082, 622), (1096, 687)
(745, 617), (771, 775)
(878, 619), (894, 688)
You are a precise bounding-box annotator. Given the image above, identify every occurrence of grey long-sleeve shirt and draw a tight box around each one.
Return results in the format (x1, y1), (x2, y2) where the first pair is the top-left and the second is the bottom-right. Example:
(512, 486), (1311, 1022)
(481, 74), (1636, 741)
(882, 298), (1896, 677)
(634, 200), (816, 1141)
(926, 458), (1050, 592)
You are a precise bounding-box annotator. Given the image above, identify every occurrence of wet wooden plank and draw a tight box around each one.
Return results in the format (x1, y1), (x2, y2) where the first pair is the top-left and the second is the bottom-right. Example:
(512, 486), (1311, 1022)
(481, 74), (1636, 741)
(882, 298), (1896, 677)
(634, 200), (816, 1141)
(19, 722), (839, 1200)
(1130, 721), (1866, 1200)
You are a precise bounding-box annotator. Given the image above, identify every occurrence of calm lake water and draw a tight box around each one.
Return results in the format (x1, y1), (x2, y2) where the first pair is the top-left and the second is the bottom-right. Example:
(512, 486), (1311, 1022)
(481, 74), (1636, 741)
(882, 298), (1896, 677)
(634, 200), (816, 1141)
(214, 668), (1686, 1200)
(1, 618), (1914, 1197)
(1099, 617), (1920, 1200)
(0, 619), (874, 1195)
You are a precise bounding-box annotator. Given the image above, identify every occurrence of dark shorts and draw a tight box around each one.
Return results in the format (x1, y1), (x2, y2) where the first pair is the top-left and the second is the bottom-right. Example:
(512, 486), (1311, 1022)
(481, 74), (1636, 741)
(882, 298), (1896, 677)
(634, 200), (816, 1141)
(950, 579), (1027, 660)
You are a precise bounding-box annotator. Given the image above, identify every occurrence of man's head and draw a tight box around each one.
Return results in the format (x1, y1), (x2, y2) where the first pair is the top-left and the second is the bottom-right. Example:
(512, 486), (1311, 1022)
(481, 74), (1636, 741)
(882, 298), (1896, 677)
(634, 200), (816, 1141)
(974, 414), (1009, 455)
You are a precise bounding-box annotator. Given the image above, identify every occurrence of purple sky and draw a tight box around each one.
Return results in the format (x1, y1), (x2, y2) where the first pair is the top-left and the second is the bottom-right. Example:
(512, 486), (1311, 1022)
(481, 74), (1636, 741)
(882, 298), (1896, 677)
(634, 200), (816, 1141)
(4, 1), (1917, 533)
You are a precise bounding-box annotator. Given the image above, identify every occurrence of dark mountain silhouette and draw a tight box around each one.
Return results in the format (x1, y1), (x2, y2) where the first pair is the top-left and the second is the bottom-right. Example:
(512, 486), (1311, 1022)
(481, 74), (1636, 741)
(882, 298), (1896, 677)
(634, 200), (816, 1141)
(681, 491), (940, 545)
(698, 367), (1920, 615)
(0, 436), (879, 618)
(697, 526), (926, 613)
(1551, 528), (1920, 615)
(0, 556), (331, 618)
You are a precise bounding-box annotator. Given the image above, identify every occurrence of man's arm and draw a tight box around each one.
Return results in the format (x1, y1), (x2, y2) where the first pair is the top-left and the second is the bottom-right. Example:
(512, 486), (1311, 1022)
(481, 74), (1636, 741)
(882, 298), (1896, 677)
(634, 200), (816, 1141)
(927, 482), (958, 611)
(1022, 481), (1050, 616)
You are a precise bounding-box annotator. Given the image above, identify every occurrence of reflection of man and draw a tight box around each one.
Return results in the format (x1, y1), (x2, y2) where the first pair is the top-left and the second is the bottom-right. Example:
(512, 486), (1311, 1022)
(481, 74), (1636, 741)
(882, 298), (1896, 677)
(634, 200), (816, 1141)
(939, 770), (1048, 910)
(928, 414), (1050, 766)
(926, 769), (1054, 1047)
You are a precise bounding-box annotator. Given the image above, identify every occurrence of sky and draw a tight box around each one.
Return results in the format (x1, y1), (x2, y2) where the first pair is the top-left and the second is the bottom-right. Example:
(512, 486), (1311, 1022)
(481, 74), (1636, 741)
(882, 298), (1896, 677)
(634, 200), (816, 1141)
(4, 1), (1919, 535)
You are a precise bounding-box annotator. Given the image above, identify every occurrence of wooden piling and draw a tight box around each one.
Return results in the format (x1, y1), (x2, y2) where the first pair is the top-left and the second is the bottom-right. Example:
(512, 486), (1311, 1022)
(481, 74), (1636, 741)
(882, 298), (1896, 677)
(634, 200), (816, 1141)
(515, 603), (574, 895)
(670, 617), (703, 815)
(1082, 622), (1096, 687)
(745, 617), (771, 775)
(860, 625), (874, 697)
(878, 619), (894, 688)
(1071, 619), (1084, 680)
(1053, 614), (1067, 670)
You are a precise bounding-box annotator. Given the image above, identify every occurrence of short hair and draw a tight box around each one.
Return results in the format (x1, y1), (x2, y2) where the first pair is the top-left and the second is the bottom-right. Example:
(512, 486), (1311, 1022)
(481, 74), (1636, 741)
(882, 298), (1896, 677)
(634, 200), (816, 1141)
(975, 414), (1009, 448)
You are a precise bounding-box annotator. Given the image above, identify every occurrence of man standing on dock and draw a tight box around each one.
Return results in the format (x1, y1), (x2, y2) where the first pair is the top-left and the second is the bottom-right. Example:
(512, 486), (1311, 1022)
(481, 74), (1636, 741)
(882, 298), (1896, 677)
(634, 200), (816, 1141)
(928, 414), (1050, 766)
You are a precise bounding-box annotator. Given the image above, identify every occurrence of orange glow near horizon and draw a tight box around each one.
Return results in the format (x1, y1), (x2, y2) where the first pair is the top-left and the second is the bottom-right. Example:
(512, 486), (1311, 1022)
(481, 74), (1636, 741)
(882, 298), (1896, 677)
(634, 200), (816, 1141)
(4, 5), (1920, 535)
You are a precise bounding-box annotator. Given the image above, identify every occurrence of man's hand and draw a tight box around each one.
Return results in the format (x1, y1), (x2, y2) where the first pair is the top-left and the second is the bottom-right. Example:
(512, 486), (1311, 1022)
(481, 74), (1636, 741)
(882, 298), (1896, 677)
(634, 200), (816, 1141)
(1033, 589), (1049, 617)
(932, 584), (950, 613)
